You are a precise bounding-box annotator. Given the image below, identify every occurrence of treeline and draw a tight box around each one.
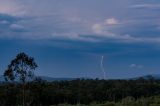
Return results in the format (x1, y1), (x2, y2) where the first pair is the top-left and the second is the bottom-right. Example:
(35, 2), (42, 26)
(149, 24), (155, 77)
(0, 78), (160, 106)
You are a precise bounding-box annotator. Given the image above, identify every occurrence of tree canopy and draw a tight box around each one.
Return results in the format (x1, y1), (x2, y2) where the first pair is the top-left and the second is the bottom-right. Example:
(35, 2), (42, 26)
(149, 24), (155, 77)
(4, 52), (38, 83)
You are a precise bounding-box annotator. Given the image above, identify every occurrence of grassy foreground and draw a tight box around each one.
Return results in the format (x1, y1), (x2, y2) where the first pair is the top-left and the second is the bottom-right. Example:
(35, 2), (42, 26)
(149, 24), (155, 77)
(53, 96), (160, 106)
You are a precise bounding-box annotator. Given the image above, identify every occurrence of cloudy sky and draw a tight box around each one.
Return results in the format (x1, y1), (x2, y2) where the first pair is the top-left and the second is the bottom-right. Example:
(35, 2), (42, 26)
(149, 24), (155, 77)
(0, 0), (160, 79)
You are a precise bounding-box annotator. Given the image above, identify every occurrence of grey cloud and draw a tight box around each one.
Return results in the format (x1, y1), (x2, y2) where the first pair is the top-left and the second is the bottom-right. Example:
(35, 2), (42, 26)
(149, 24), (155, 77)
(0, 0), (160, 43)
(130, 64), (143, 69)
(130, 4), (160, 9)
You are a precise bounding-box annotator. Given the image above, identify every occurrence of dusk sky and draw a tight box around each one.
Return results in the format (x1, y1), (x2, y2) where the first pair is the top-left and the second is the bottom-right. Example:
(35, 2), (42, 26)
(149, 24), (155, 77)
(0, 0), (160, 79)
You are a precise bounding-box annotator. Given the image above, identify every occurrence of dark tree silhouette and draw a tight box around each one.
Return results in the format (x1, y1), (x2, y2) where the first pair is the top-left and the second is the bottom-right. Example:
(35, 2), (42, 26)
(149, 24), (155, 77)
(4, 52), (38, 106)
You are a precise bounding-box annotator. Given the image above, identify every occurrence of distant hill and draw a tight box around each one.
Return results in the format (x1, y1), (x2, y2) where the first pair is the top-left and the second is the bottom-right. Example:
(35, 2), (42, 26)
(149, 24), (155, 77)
(0, 75), (87, 82)
(37, 76), (77, 82)
(131, 74), (160, 80)
(1, 74), (160, 82)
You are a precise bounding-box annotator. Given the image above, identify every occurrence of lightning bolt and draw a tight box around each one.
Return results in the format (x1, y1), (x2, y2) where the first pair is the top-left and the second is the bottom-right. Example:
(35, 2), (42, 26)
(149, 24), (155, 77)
(101, 56), (106, 79)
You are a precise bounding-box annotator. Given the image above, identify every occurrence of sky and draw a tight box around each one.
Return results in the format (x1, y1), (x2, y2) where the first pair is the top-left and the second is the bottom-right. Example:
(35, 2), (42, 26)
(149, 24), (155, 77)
(0, 0), (160, 79)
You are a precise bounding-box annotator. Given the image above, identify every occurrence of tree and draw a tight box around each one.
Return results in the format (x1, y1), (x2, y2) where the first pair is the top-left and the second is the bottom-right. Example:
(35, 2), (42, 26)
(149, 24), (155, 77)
(4, 52), (38, 106)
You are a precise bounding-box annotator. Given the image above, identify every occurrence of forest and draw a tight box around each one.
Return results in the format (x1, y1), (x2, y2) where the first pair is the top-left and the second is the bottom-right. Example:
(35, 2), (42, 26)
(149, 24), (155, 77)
(1, 52), (160, 106)
(1, 78), (160, 106)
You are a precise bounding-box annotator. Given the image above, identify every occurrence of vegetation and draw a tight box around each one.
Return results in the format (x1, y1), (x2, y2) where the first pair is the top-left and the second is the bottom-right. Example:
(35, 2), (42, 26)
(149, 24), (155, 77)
(1, 52), (160, 106)
(0, 78), (160, 106)
(3, 52), (38, 106)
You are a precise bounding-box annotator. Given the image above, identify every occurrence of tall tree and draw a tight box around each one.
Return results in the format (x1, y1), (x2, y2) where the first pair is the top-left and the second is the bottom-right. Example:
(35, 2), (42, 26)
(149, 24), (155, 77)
(4, 52), (38, 106)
